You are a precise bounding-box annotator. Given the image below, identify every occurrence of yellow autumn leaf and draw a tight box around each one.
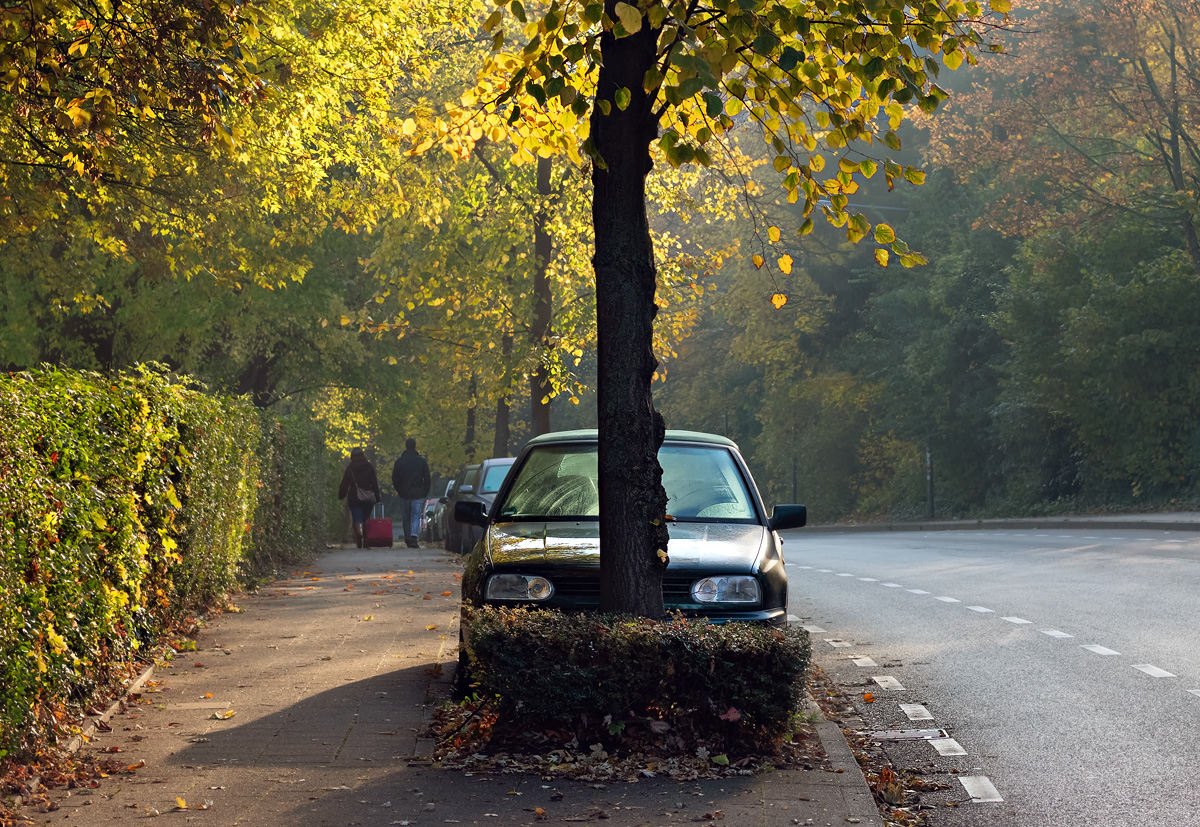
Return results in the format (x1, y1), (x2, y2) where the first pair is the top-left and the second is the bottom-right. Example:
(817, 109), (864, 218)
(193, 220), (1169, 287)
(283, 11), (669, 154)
(426, 624), (438, 630)
(768, 226), (781, 243)
(614, 2), (642, 33)
(752, 254), (765, 269)
(175, 797), (187, 810)
(211, 710), (235, 720)
(778, 254), (794, 274)
(874, 248), (890, 267)
(770, 293), (789, 309)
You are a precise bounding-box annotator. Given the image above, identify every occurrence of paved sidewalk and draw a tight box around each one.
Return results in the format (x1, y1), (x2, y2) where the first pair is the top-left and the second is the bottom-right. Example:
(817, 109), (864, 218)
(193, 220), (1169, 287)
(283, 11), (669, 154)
(44, 546), (881, 827)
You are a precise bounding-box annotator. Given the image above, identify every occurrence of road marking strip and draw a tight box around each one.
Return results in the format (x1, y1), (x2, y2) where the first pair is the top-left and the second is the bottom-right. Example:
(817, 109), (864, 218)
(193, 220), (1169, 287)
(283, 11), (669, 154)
(959, 776), (1003, 803)
(1188, 690), (1200, 698)
(907, 589), (930, 594)
(802, 625), (827, 633)
(816, 569), (834, 573)
(899, 703), (933, 721)
(796, 565), (814, 570)
(872, 676), (905, 691)
(826, 639), (852, 648)
(1082, 644), (1121, 656)
(1001, 616), (1032, 624)
(836, 572), (855, 577)
(858, 577), (878, 582)
(851, 657), (878, 667)
(935, 596), (962, 603)
(966, 606), (994, 613)
(1132, 664), (1176, 678)
(931, 737), (967, 756)
(1040, 630), (1073, 638)
(881, 583), (903, 587)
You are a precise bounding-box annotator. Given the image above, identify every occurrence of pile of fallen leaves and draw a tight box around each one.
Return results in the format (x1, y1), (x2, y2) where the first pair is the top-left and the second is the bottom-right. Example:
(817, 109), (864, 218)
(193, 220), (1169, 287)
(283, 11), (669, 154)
(0, 751), (149, 827)
(430, 692), (830, 783)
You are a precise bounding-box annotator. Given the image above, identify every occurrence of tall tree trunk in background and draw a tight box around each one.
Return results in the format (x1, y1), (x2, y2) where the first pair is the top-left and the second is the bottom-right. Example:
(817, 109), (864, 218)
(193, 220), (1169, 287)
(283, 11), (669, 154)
(531, 155), (553, 436)
(591, 10), (669, 618)
(465, 373), (477, 462)
(494, 332), (513, 457)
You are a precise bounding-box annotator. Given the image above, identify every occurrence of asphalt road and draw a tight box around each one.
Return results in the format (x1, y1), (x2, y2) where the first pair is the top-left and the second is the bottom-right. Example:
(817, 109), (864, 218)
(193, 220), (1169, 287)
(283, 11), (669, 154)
(780, 527), (1200, 827)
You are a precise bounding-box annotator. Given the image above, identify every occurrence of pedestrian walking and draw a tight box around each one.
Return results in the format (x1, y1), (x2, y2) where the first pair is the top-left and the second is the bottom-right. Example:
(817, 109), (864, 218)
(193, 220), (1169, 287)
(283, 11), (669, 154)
(338, 447), (382, 548)
(391, 437), (432, 548)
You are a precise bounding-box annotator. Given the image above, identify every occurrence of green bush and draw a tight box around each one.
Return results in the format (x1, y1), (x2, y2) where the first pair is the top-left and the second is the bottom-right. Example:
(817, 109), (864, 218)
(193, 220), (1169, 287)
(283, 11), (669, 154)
(463, 607), (811, 751)
(250, 414), (329, 576)
(0, 366), (328, 759)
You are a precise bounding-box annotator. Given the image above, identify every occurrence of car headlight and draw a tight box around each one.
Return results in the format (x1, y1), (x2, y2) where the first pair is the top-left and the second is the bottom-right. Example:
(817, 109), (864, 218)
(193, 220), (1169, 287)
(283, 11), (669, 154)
(485, 574), (555, 601)
(691, 576), (761, 604)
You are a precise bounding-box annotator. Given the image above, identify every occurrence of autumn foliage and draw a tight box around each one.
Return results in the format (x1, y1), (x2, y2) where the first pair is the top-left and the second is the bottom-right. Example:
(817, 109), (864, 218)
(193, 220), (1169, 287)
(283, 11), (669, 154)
(0, 367), (328, 759)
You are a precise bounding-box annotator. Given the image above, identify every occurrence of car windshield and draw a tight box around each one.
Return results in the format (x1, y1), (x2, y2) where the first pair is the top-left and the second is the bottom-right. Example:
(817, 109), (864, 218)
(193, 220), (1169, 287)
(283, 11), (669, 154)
(497, 443), (757, 522)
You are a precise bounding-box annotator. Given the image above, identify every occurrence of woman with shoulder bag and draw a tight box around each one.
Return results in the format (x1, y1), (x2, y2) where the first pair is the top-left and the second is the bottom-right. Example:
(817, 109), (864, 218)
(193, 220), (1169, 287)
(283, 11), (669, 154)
(338, 447), (382, 548)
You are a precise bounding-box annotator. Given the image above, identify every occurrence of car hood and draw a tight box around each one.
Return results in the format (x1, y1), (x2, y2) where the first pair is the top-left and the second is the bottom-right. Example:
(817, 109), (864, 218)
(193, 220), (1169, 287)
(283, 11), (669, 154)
(487, 521), (768, 570)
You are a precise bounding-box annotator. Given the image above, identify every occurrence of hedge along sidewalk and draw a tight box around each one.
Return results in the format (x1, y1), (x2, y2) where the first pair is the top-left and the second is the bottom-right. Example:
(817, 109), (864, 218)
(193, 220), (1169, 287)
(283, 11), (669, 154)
(25, 546), (882, 827)
(0, 367), (329, 761)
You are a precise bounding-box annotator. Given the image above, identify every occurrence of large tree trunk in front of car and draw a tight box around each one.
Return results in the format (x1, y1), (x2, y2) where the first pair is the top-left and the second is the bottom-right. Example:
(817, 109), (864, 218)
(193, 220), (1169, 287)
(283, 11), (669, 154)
(591, 9), (669, 619)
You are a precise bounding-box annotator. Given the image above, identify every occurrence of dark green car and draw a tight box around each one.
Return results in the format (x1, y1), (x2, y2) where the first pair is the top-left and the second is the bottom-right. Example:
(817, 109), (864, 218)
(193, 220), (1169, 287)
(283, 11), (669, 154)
(456, 430), (806, 626)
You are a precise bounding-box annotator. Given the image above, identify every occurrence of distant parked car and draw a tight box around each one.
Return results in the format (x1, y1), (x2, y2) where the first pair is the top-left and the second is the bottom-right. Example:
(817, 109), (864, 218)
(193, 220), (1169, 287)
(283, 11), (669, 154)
(440, 468), (477, 550)
(425, 480), (455, 544)
(444, 457), (517, 555)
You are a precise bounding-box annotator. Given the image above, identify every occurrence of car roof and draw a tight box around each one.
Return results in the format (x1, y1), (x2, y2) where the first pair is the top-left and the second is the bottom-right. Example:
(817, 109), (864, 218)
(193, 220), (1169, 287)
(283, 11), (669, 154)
(524, 429), (738, 450)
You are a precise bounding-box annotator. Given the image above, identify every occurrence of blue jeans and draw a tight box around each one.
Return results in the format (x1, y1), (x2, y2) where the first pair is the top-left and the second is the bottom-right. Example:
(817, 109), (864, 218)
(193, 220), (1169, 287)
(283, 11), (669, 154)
(349, 503), (371, 524)
(399, 498), (423, 540)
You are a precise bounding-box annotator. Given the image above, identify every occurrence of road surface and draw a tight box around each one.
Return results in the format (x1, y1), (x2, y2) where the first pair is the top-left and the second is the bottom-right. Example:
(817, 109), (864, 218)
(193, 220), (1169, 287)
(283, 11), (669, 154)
(782, 527), (1200, 827)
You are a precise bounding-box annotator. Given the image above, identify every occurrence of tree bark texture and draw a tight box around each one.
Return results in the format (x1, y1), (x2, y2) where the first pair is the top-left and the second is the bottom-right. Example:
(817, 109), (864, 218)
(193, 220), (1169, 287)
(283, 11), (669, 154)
(591, 12), (669, 618)
(464, 373), (477, 462)
(531, 155), (553, 436)
(494, 332), (513, 457)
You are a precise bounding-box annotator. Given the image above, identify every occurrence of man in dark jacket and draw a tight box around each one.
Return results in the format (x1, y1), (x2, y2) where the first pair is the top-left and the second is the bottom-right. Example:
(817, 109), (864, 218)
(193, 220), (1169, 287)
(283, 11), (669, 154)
(391, 438), (432, 548)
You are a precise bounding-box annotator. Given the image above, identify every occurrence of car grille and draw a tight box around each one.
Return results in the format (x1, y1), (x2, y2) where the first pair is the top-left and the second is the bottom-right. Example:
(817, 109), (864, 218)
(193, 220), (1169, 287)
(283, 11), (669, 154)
(543, 573), (697, 608)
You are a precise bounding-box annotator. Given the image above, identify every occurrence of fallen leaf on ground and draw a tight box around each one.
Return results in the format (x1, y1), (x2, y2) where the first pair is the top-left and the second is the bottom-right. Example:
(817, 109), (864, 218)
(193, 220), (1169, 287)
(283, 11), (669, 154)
(426, 624), (438, 631)
(211, 710), (236, 720)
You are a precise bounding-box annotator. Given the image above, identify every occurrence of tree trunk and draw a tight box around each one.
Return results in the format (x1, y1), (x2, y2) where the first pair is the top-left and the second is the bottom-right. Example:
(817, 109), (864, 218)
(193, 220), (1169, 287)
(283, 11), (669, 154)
(531, 155), (553, 436)
(465, 373), (477, 462)
(494, 332), (513, 457)
(591, 9), (669, 618)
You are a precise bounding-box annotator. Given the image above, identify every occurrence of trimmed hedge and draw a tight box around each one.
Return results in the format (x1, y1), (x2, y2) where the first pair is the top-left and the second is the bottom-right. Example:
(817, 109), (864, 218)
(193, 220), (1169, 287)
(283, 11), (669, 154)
(463, 607), (812, 751)
(0, 367), (328, 759)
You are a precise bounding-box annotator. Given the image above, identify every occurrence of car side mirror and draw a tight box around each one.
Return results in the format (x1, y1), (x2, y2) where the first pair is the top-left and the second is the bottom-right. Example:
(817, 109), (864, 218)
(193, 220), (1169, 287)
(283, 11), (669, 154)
(438, 497), (448, 504)
(455, 500), (488, 527)
(768, 504), (807, 531)
(457, 484), (475, 495)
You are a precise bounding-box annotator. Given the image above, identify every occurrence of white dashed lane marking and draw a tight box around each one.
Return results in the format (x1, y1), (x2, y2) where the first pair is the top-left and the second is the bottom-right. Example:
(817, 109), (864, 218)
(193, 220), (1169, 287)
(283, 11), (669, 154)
(966, 606), (994, 613)
(1041, 629), (1073, 638)
(816, 569), (834, 573)
(900, 703), (934, 721)
(1001, 616), (1033, 624)
(1188, 690), (1200, 698)
(1132, 664), (1176, 678)
(959, 776), (1004, 803)
(826, 639), (852, 648)
(872, 676), (906, 691)
(881, 583), (903, 587)
(858, 577), (878, 582)
(934, 596), (961, 603)
(931, 737), (967, 756)
(801, 625), (827, 633)
(836, 572), (855, 577)
(796, 565), (814, 570)
(851, 656), (878, 667)
(907, 589), (930, 594)
(1082, 645), (1121, 656)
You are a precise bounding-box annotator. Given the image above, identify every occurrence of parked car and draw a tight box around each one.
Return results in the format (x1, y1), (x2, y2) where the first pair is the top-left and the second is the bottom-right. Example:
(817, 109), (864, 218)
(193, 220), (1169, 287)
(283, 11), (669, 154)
(443, 457), (517, 554)
(424, 479), (454, 544)
(456, 429), (806, 624)
(440, 467), (477, 550)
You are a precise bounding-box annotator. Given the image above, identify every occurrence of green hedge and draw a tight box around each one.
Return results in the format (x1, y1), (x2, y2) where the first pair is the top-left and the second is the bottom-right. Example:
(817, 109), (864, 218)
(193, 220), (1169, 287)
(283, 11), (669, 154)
(463, 607), (812, 751)
(0, 367), (328, 759)
(251, 414), (330, 577)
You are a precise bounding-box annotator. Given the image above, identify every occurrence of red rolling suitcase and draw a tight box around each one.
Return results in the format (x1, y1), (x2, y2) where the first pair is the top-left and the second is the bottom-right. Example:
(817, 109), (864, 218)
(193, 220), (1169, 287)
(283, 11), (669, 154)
(363, 503), (394, 548)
